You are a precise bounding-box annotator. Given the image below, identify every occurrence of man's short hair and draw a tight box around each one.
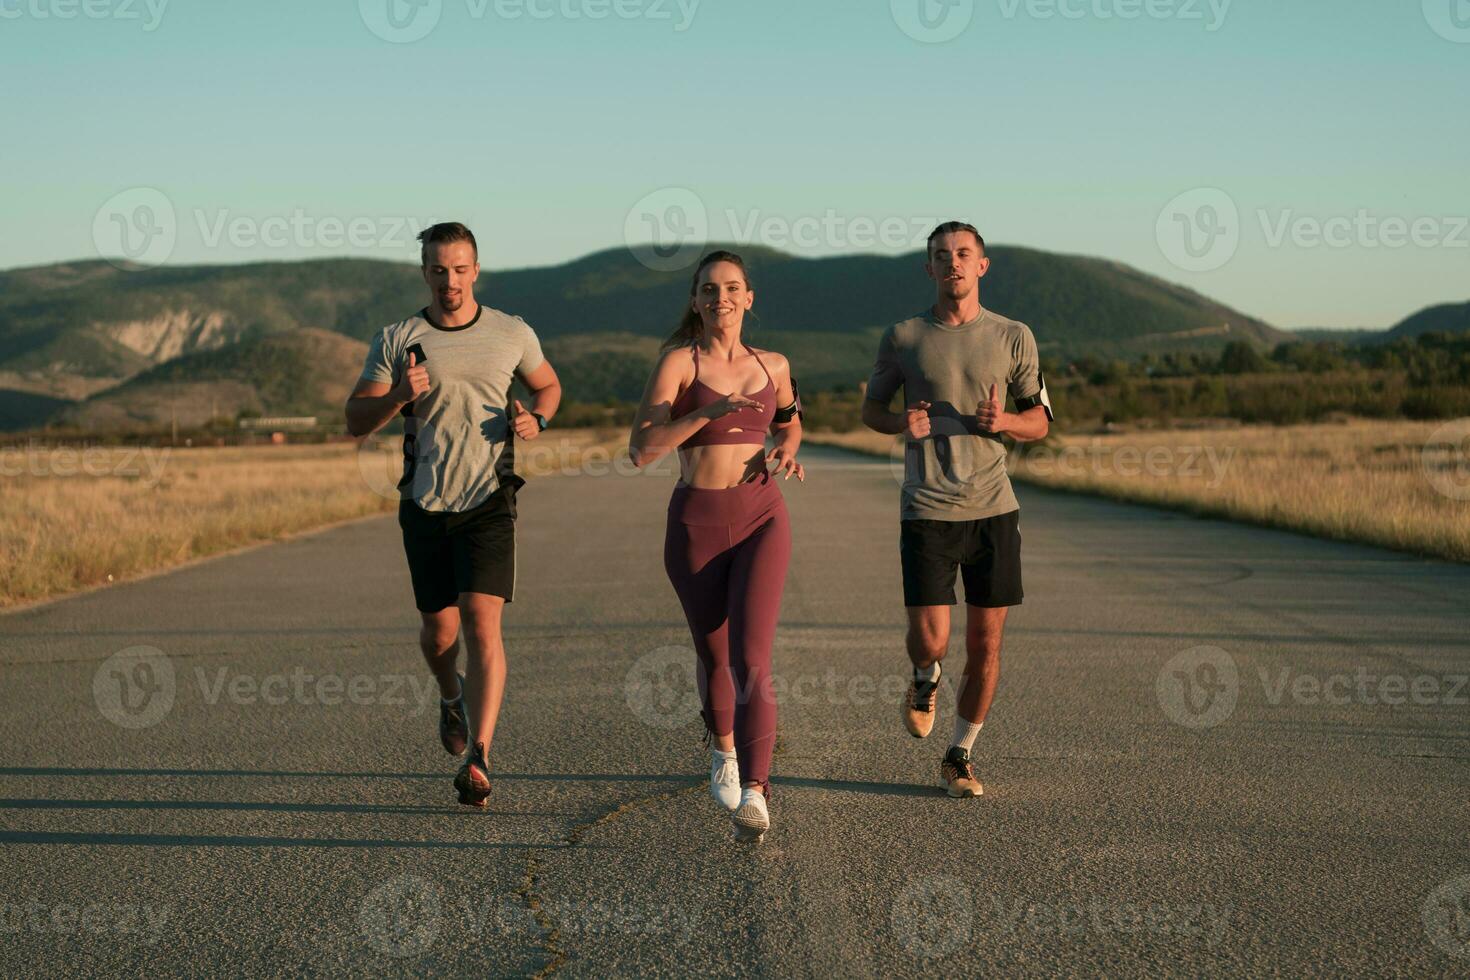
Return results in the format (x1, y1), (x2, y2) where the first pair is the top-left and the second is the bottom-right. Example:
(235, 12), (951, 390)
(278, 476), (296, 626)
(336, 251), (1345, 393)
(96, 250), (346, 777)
(927, 221), (985, 257)
(417, 222), (478, 267)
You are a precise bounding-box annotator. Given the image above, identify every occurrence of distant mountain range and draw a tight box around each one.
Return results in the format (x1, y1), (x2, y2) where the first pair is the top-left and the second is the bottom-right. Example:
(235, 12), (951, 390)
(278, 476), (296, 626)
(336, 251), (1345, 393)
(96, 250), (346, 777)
(0, 247), (1462, 432)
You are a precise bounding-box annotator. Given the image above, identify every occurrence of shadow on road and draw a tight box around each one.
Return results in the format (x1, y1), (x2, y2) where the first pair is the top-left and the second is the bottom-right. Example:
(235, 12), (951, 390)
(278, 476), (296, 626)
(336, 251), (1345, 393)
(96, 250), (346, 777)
(0, 830), (558, 850)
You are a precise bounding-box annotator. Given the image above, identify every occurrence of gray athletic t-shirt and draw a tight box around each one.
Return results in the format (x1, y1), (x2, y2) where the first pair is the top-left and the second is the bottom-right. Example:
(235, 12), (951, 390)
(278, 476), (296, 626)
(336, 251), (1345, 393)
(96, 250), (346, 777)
(865, 306), (1044, 522)
(359, 304), (545, 513)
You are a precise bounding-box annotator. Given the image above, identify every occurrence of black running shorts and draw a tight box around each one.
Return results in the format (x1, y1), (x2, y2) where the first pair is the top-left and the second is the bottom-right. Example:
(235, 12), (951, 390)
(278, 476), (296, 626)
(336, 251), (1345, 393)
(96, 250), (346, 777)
(899, 509), (1023, 608)
(398, 482), (519, 612)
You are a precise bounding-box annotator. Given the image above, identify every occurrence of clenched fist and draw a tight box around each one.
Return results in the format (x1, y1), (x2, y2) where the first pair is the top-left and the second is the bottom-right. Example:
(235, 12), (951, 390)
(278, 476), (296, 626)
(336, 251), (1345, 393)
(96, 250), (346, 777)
(394, 351), (430, 403)
(905, 400), (932, 440)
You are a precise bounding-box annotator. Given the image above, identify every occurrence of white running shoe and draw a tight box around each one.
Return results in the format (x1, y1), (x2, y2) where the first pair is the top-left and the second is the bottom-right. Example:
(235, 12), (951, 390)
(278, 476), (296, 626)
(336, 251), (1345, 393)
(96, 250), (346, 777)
(710, 751), (741, 811)
(731, 787), (769, 841)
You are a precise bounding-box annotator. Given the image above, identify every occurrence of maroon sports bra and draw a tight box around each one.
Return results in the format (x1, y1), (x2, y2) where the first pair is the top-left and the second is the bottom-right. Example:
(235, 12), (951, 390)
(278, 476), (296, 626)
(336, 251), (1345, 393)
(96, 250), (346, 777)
(670, 343), (778, 447)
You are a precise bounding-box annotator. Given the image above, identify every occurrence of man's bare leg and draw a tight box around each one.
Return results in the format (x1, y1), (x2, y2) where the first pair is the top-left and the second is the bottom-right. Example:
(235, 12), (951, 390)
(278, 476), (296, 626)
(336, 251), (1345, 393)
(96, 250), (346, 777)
(903, 605), (950, 737)
(458, 592), (507, 751)
(936, 604), (1006, 797)
(419, 607), (462, 700)
(906, 605), (950, 671)
(955, 604), (1006, 726)
(452, 592), (505, 808)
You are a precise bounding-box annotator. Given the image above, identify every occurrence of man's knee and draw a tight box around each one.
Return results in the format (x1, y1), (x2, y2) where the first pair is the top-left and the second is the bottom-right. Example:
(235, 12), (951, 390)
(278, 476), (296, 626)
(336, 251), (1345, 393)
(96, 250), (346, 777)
(458, 593), (505, 639)
(420, 610), (460, 652)
(907, 613), (949, 659)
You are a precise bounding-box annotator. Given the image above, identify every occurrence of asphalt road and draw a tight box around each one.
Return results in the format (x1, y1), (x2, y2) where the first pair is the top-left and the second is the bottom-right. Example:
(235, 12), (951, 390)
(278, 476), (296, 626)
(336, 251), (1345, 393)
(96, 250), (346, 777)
(2, 444), (1468, 977)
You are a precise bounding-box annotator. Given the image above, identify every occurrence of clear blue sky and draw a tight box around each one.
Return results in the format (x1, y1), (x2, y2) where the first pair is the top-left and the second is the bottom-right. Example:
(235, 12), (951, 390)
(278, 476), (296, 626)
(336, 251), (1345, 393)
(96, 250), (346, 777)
(2, 0), (1467, 329)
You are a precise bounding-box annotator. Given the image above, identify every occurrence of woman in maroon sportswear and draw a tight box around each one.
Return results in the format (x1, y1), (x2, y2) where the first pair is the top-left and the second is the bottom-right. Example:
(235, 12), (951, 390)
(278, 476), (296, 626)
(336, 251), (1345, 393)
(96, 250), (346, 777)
(628, 250), (804, 841)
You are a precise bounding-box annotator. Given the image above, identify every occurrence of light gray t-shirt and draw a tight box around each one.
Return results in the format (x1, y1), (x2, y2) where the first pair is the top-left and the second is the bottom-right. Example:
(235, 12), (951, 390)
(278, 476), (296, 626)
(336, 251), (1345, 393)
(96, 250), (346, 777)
(360, 304), (545, 513)
(865, 306), (1044, 522)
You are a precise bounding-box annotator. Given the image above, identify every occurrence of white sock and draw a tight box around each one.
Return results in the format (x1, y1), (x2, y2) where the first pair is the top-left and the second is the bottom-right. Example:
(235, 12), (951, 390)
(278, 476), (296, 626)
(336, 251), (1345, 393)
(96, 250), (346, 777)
(916, 662), (941, 683)
(712, 747), (736, 760)
(950, 718), (983, 754)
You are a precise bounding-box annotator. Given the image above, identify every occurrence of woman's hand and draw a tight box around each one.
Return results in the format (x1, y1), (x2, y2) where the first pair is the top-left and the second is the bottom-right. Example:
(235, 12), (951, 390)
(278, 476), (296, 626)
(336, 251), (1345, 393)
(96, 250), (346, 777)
(765, 445), (805, 482)
(702, 392), (763, 419)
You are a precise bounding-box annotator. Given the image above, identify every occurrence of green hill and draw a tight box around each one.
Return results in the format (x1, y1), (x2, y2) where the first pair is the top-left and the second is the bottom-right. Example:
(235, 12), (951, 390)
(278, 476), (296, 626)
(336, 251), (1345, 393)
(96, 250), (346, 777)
(0, 244), (1306, 429)
(1383, 300), (1470, 340)
(54, 329), (368, 431)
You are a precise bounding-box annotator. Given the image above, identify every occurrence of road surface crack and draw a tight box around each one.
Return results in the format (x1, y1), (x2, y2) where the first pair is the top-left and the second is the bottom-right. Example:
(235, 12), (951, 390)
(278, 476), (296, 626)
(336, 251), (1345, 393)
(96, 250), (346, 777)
(516, 780), (701, 978)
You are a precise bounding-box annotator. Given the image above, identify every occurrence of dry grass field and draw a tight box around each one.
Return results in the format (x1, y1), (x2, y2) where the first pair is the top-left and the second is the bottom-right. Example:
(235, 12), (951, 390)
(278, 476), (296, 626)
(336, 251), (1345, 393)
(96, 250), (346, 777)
(808, 418), (1470, 563)
(0, 430), (628, 610)
(7, 419), (1466, 610)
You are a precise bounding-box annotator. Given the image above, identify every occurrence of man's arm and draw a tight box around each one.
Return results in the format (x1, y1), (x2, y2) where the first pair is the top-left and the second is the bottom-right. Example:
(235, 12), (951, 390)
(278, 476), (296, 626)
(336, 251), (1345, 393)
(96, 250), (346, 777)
(861, 398), (906, 435)
(510, 359), (562, 440)
(999, 405), (1050, 442)
(976, 383), (1049, 442)
(345, 350), (427, 437)
(862, 396), (932, 439)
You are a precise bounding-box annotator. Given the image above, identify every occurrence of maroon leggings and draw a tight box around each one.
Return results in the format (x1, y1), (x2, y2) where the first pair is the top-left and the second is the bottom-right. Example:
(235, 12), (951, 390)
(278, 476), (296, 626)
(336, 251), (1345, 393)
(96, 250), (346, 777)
(664, 471), (791, 795)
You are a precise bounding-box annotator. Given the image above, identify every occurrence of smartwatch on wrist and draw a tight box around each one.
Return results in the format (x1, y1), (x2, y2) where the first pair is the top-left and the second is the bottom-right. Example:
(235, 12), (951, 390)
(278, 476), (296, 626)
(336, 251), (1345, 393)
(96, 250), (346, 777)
(531, 412), (548, 432)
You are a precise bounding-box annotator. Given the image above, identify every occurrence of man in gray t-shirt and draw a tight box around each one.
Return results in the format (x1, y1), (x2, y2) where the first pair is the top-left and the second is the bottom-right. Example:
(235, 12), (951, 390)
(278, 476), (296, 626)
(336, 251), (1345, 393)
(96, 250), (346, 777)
(346, 222), (562, 809)
(861, 221), (1053, 799)
(358, 296), (546, 513)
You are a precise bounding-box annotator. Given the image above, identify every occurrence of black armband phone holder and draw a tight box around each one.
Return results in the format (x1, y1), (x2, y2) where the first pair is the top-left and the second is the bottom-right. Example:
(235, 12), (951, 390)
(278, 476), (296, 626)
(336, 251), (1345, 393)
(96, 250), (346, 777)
(774, 379), (803, 423)
(1013, 373), (1055, 421)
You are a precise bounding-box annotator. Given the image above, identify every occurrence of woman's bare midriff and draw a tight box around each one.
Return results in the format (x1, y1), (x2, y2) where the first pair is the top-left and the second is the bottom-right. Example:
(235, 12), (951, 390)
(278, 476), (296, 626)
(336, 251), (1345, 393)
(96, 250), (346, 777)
(677, 443), (768, 489)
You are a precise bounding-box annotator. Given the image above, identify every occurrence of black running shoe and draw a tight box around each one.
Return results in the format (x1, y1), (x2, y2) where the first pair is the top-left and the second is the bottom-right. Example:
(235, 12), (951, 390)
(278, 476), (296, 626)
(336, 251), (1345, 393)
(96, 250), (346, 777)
(439, 674), (467, 757)
(454, 740), (491, 808)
